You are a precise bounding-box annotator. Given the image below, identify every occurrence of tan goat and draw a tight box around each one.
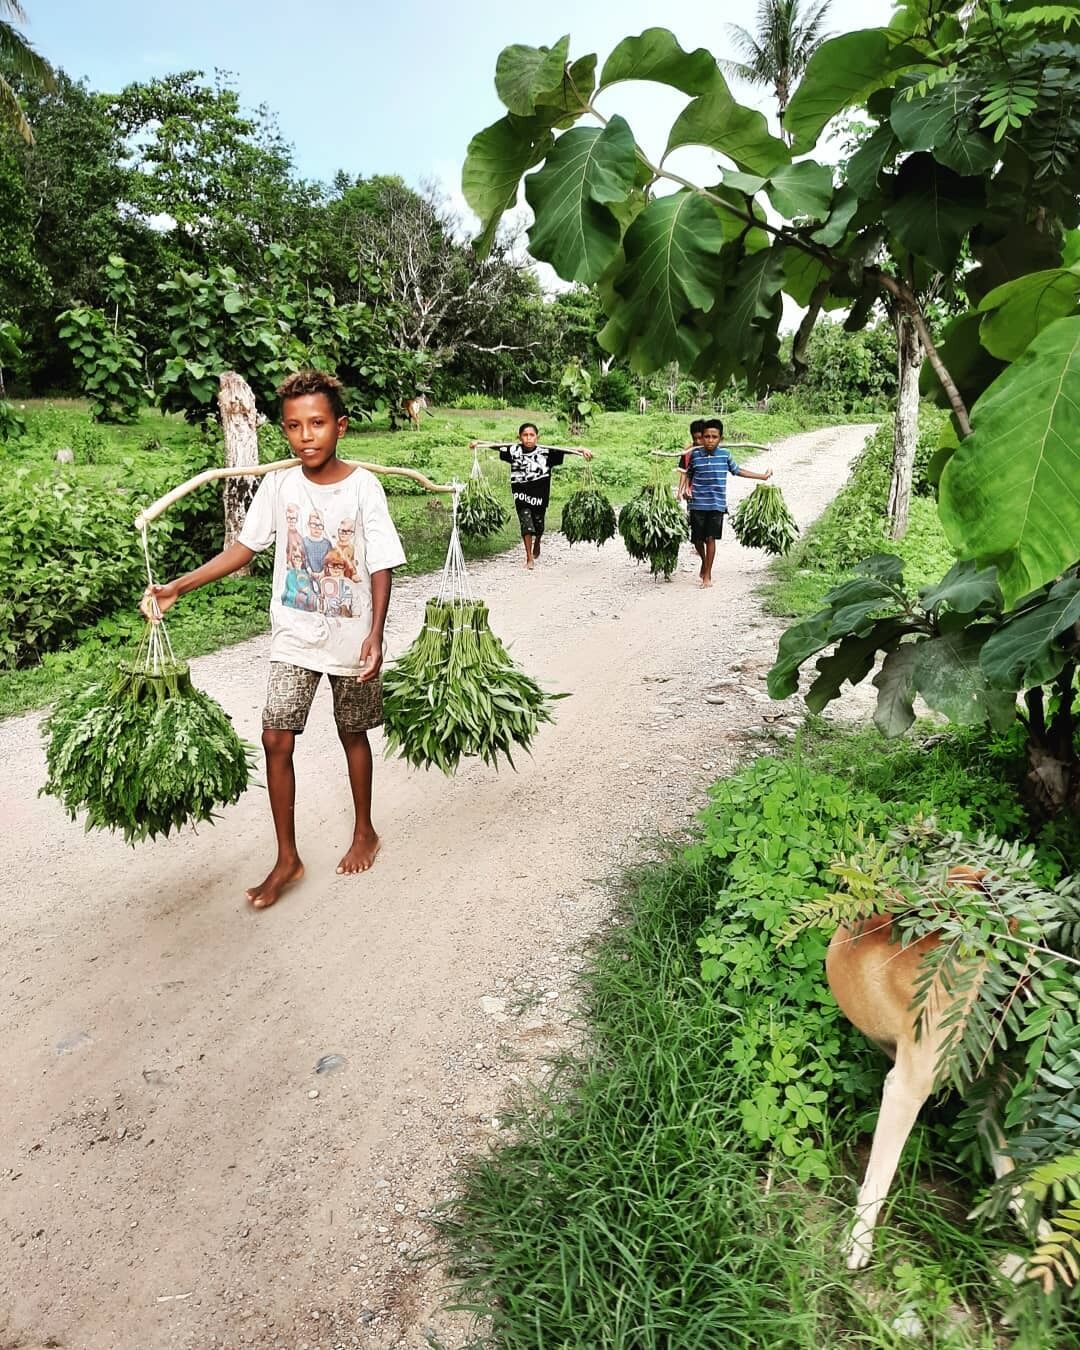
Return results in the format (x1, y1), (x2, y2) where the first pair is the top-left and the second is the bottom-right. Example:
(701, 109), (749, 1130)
(827, 865), (1046, 1269)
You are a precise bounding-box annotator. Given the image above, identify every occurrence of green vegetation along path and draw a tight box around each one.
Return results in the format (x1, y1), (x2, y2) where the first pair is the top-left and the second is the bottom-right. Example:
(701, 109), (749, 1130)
(0, 424), (875, 1349)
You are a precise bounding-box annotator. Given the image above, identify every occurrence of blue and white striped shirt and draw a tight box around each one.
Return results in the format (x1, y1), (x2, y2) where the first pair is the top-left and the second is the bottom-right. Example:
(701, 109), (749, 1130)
(686, 447), (740, 512)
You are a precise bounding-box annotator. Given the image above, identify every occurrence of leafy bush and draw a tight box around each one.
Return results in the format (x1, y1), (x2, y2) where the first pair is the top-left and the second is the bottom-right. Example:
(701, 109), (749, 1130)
(451, 392), (509, 410)
(594, 367), (636, 411)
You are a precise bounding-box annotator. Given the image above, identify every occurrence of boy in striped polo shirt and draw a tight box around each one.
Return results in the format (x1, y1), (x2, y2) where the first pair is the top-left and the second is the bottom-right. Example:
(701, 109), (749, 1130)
(680, 418), (772, 588)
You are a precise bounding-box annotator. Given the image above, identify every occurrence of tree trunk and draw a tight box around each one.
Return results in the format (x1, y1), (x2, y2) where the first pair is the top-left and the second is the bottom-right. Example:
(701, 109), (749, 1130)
(218, 372), (259, 575)
(887, 313), (924, 540)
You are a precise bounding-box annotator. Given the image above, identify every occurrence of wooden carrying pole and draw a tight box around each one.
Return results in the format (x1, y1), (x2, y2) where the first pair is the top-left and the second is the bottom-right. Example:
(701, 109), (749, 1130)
(650, 443), (772, 458)
(134, 459), (455, 531)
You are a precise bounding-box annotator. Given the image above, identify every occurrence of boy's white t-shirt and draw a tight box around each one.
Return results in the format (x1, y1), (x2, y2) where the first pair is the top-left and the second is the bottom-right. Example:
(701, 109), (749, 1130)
(238, 464), (406, 676)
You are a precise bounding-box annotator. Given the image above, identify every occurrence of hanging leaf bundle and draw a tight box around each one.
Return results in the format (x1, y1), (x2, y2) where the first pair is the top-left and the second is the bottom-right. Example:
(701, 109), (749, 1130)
(383, 489), (562, 773)
(731, 483), (799, 555)
(618, 478), (688, 578)
(457, 455), (507, 540)
(560, 466), (616, 547)
(383, 599), (561, 773)
(41, 657), (256, 844)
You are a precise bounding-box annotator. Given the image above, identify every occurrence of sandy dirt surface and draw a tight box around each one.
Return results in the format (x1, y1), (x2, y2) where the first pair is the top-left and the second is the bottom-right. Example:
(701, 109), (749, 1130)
(0, 424), (875, 1350)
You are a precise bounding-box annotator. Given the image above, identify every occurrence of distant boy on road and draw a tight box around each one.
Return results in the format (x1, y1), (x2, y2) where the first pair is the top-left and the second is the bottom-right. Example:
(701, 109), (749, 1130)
(141, 369), (406, 910)
(680, 418), (772, 588)
(470, 423), (593, 569)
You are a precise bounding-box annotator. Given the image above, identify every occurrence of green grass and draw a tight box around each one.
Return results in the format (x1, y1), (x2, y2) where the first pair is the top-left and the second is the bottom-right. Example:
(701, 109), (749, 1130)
(1, 399), (843, 719)
(429, 724), (1080, 1348)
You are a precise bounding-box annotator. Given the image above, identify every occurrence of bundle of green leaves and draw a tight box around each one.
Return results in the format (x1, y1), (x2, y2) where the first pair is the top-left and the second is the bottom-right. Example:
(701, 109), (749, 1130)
(383, 599), (563, 773)
(560, 468), (616, 547)
(731, 484), (799, 555)
(618, 480), (688, 578)
(457, 470), (507, 540)
(41, 660), (256, 844)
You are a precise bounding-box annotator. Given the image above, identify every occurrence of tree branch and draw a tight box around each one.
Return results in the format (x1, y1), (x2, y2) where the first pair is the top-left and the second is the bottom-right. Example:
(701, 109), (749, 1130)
(872, 270), (972, 436)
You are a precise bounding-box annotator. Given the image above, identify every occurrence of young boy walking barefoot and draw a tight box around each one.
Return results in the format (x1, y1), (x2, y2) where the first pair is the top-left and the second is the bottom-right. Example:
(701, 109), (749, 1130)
(140, 370), (406, 910)
(470, 424), (593, 569)
(681, 419), (772, 588)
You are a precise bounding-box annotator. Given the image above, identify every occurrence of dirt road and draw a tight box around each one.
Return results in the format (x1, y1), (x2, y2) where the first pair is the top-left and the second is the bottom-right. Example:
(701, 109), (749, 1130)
(0, 425), (874, 1350)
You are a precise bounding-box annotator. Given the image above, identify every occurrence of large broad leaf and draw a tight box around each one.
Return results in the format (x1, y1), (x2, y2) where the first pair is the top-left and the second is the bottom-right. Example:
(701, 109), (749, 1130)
(889, 80), (997, 177)
(784, 29), (921, 153)
(967, 220), (1067, 306)
(525, 117), (638, 283)
(765, 161), (834, 221)
(977, 268), (1080, 362)
(918, 559), (1002, 616)
(463, 115), (554, 254)
(598, 192), (727, 372)
(599, 27), (718, 95)
(535, 54), (598, 121)
(939, 316), (1080, 607)
(811, 186), (860, 247)
(979, 577), (1080, 689)
(768, 611), (836, 699)
(495, 38), (570, 115)
(806, 618), (910, 713)
(665, 85), (789, 177)
(882, 154), (984, 274)
(872, 642), (920, 737)
(783, 248), (832, 306)
(724, 247), (787, 367)
(847, 123), (897, 199)
(913, 630), (1017, 729)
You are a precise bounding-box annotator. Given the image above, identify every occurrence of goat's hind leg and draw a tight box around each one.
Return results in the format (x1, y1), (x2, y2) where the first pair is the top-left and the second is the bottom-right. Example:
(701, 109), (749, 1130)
(845, 1050), (934, 1270)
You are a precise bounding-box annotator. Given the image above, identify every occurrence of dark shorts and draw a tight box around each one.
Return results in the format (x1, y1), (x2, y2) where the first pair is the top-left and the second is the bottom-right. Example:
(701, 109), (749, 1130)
(514, 502), (547, 538)
(689, 509), (726, 544)
(263, 661), (383, 734)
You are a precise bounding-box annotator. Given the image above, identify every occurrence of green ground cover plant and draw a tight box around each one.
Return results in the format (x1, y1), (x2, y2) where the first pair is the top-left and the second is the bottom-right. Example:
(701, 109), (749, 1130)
(432, 722), (1080, 1347)
(1, 400), (830, 719)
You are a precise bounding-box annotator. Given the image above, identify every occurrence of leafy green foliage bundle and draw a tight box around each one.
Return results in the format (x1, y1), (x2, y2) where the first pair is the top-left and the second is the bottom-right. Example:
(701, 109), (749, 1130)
(618, 480), (688, 578)
(731, 483), (799, 554)
(41, 659), (255, 843)
(382, 599), (562, 774)
(560, 466), (616, 546)
(457, 467), (507, 540)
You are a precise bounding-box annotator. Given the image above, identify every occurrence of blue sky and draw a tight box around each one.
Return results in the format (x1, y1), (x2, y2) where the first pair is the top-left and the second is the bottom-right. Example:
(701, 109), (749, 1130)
(32, 0), (894, 197)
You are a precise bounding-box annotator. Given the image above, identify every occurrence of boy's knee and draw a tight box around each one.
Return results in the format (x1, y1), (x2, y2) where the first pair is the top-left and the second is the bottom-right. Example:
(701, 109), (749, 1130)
(262, 727), (296, 756)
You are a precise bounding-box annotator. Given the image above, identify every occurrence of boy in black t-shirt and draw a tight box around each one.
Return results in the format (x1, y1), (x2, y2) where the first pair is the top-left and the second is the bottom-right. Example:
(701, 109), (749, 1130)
(676, 419), (707, 565)
(470, 423), (593, 569)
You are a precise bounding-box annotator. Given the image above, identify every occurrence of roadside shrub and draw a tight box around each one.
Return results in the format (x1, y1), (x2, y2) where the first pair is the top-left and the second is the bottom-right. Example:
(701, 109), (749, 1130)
(452, 393), (509, 411)
(595, 367), (636, 411)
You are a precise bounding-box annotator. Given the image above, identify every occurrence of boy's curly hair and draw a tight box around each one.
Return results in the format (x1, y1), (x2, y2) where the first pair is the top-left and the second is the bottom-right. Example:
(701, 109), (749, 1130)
(277, 369), (347, 420)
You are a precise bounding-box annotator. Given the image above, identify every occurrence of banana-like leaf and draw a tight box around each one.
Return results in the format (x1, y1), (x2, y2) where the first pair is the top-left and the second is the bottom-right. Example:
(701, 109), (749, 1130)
(939, 316), (1080, 607)
(978, 268), (1080, 362)
(784, 28), (920, 153)
(913, 630), (1017, 729)
(525, 117), (638, 283)
(598, 192), (727, 372)
(980, 578), (1080, 689)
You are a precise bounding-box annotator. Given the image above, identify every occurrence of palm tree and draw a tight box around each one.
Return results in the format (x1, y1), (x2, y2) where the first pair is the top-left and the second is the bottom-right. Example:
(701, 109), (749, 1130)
(0, 0), (54, 144)
(721, 0), (832, 131)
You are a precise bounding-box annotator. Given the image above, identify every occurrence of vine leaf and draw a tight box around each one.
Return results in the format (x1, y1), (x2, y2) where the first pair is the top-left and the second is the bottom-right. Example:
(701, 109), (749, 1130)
(525, 117), (638, 283)
(939, 316), (1080, 607)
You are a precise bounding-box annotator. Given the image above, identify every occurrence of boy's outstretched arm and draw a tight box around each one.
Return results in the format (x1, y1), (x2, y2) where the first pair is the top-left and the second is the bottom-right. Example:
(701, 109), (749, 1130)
(736, 465), (773, 481)
(140, 541), (256, 621)
(357, 568), (393, 683)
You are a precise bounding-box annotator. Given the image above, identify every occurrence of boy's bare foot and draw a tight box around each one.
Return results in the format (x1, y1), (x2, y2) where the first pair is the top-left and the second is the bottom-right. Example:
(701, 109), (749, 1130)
(533, 539), (540, 557)
(525, 559), (534, 570)
(245, 858), (304, 910)
(700, 577), (713, 589)
(337, 830), (381, 875)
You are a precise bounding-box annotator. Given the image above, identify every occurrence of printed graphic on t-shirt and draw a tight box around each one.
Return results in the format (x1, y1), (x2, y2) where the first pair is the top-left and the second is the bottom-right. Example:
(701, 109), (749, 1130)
(281, 502), (359, 618)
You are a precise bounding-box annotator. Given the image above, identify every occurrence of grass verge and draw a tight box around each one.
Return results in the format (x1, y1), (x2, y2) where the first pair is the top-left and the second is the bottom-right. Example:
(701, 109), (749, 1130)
(429, 723), (1080, 1349)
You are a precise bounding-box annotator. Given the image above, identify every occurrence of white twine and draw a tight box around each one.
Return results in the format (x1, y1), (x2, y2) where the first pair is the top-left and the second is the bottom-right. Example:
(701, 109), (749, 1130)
(139, 521), (176, 675)
(436, 481), (473, 607)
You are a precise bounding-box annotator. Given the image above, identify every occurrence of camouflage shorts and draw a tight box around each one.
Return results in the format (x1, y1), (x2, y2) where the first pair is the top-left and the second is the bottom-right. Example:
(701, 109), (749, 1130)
(514, 503), (548, 538)
(262, 662), (383, 735)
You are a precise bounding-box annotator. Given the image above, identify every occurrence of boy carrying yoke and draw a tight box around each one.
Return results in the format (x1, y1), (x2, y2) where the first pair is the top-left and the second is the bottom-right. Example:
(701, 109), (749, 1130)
(679, 418), (772, 588)
(470, 423), (593, 569)
(140, 369), (406, 910)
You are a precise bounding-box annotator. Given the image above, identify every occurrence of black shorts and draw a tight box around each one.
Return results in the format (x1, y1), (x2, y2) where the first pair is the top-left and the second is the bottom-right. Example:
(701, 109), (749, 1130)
(689, 509), (725, 544)
(515, 502), (547, 538)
